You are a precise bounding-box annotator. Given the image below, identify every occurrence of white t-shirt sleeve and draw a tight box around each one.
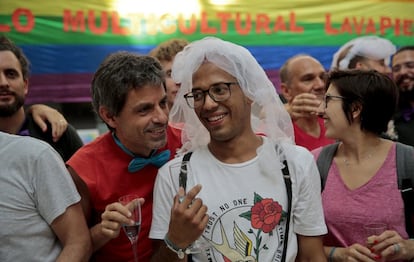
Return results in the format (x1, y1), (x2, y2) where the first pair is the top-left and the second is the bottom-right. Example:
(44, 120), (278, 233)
(286, 145), (327, 236)
(149, 158), (181, 240)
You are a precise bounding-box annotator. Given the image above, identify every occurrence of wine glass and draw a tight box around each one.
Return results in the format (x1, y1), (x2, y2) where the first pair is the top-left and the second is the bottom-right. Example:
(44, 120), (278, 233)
(119, 194), (142, 262)
(168, 161), (210, 254)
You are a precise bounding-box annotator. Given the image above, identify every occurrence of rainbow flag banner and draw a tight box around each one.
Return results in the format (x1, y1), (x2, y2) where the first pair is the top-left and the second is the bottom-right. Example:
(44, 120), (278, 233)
(1, 0), (413, 103)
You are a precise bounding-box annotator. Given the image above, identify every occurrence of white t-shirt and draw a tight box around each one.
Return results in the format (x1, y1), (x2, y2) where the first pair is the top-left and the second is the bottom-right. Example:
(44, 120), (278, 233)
(150, 138), (327, 262)
(0, 132), (80, 261)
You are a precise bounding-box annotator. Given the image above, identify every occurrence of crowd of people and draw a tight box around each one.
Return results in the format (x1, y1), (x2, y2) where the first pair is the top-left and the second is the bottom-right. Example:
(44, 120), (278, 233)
(1, 32), (414, 262)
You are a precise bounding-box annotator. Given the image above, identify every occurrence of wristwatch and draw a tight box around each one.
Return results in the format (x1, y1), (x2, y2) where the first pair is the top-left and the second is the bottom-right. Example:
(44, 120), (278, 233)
(164, 235), (191, 259)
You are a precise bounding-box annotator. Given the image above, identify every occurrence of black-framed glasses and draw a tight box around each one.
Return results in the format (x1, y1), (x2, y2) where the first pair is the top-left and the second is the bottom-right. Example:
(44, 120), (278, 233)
(324, 94), (346, 108)
(183, 82), (238, 109)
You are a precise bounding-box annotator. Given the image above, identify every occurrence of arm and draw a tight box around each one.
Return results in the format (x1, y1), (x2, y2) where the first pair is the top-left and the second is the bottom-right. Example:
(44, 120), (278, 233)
(324, 244), (377, 262)
(66, 166), (124, 251)
(151, 239), (188, 262)
(151, 185), (209, 262)
(27, 104), (68, 142)
(51, 202), (92, 262)
(67, 166), (91, 220)
(296, 235), (327, 262)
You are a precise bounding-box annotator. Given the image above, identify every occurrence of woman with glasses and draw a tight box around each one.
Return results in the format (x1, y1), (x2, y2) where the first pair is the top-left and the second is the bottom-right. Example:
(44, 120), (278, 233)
(312, 70), (414, 261)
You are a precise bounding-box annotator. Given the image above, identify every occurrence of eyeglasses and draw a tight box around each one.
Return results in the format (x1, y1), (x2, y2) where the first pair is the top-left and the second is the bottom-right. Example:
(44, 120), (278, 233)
(183, 82), (238, 109)
(324, 94), (346, 108)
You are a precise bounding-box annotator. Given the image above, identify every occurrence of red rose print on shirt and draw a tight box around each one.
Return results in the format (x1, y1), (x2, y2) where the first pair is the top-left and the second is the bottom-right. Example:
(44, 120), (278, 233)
(238, 192), (286, 260)
(251, 198), (283, 233)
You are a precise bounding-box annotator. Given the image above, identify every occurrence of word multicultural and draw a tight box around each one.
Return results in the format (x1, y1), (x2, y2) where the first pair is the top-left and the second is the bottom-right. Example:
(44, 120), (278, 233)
(1, 8), (413, 37)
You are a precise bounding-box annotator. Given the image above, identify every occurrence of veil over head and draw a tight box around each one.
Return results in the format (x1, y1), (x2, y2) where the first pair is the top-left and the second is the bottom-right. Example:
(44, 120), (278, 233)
(169, 37), (294, 154)
(331, 36), (396, 70)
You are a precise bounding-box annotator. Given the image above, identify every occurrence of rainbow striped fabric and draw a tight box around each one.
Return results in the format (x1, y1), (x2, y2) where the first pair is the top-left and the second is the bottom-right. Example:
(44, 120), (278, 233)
(1, 0), (412, 103)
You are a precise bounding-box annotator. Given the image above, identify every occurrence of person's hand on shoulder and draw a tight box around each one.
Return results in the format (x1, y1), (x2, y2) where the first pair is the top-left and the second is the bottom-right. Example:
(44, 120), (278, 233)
(28, 104), (68, 142)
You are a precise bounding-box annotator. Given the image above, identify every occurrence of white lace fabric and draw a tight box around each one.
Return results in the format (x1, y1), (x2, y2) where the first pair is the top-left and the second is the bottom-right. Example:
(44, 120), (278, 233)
(169, 37), (294, 154)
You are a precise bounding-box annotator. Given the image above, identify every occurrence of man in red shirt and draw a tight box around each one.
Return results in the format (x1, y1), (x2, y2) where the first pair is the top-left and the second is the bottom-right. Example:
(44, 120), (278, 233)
(67, 52), (181, 261)
(280, 54), (334, 150)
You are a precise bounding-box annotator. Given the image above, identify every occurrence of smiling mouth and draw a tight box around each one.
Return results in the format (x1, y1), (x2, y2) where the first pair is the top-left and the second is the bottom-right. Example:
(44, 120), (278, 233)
(207, 114), (226, 122)
(148, 126), (166, 135)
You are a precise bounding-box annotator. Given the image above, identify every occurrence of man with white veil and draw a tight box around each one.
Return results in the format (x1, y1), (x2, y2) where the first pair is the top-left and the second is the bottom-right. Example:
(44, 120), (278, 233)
(150, 37), (327, 262)
(331, 35), (396, 74)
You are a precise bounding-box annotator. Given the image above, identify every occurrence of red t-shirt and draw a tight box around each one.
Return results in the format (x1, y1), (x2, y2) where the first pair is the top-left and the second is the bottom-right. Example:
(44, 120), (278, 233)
(67, 128), (181, 261)
(293, 117), (334, 151)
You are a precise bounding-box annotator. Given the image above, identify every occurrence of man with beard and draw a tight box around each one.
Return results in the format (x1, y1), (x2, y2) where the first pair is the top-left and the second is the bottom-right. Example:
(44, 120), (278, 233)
(0, 35), (83, 161)
(391, 46), (414, 146)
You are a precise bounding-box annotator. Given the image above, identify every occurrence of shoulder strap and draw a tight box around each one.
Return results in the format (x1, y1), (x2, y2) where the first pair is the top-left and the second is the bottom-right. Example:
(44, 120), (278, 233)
(395, 142), (414, 189)
(316, 142), (340, 191)
(280, 159), (292, 262)
(179, 152), (193, 192)
(395, 142), (414, 238)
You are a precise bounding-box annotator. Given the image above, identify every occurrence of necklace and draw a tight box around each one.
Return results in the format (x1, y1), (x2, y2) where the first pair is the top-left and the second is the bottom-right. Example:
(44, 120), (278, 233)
(342, 153), (373, 166)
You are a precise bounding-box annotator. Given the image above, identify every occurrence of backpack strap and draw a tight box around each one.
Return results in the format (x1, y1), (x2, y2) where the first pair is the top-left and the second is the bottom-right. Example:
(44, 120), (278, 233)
(280, 159), (292, 262)
(178, 151), (194, 262)
(179, 151), (193, 192)
(395, 142), (414, 238)
(316, 142), (340, 191)
(395, 142), (414, 189)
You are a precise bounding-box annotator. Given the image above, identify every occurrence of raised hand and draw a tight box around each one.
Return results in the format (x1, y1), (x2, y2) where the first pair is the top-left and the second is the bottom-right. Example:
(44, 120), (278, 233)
(285, 93), (324, 121)
(166, 185), (209, 250)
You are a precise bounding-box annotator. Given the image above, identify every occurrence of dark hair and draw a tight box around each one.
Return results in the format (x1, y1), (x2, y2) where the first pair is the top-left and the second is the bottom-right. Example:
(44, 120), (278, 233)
(91, 52), (166, 129)
(347, 55), (366, 69)
(394, 45), (414, 55)
(326, 70), (399, 135)
(335, 44), (367, 69)
(0, 35), (30, 80)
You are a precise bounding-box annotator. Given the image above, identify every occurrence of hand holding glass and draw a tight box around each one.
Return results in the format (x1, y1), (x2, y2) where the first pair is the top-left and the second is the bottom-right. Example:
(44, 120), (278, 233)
(364, 223), (387, 247)
(119, 194), (142, 262)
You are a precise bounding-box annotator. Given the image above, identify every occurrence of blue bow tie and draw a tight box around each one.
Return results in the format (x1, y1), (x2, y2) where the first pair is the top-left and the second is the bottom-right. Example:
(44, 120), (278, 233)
(112, 133), (171, 173)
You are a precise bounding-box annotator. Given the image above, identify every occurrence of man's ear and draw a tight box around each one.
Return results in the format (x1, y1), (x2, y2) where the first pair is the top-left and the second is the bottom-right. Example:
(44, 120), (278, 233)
(99, 106), (117, 129)
(23, 78), (29, 96)
(355, 61), (366, 70)
(280, 83), (292, 102)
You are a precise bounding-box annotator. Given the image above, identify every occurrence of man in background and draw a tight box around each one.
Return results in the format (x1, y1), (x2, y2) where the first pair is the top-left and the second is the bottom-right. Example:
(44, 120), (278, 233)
(280, 54), (334, 150)
(331, 35), (396, 74)
(391, 46), (414, 146)
(0, 35), (83, 161)
(149, 38), (189, 110)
